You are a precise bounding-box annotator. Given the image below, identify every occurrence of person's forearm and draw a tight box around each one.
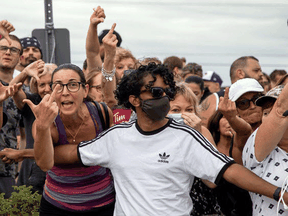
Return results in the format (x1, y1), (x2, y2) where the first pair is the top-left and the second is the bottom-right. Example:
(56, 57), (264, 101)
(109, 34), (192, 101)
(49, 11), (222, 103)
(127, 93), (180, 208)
(102, 51), (117, 109)
(54, 144), (80, 165)
(224, 163), (281, 200)
(86, 23), (102, 72)
(255, 108), (288, 161)
(19, 149), (34, 159)
(10, 71), (27, 110)
(34, 121), (54, 171)
(9, 69), (28, 85)
(227, 115), (252, 136)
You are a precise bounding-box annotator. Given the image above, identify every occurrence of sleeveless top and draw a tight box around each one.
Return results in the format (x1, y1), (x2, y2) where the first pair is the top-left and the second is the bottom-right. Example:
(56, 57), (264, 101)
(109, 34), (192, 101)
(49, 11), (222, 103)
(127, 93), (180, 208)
(213, 136), (252, 216)
(43, 101), (115, 211)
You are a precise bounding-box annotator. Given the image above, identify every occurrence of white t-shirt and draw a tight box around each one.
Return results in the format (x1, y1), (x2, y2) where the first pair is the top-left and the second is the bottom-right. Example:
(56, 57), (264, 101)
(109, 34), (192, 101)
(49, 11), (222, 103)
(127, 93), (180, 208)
(243, 128), (288, 216)
(78, 118), (234, 216)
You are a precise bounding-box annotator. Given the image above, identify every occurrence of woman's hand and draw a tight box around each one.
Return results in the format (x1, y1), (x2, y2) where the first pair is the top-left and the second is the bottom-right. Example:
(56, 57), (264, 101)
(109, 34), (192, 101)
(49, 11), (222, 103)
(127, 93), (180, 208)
(90, 6), (106, 26)
(102, 23), (118, 59)
(23, 60), (45, 83)
(218, 87), (237, 121)
(23, 84), (60, 129)
(182, 112), (202, 132)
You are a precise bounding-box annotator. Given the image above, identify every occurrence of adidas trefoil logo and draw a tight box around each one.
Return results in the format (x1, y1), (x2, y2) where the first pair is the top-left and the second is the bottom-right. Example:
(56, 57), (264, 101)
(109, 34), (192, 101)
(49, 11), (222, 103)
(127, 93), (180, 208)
(158, 152), (170, 163)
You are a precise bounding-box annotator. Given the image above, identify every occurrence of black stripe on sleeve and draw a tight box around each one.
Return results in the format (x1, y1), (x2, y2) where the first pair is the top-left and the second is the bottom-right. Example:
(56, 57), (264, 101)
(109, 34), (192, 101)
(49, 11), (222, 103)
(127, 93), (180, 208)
(169, 123), (232, 164)
(77, 143), (89, 167)
(214, 160), (236, 185)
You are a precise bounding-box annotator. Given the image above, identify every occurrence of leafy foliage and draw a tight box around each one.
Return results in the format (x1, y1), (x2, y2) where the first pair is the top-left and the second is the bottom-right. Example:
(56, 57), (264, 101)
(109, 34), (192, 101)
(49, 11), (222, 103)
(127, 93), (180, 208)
(0, 185), (41, 216)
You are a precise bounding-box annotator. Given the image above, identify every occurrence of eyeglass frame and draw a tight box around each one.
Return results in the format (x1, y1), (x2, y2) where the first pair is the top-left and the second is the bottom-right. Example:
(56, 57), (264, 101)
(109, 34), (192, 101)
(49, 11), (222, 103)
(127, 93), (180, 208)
(50, 81), (85, 93)
(90, 84), (102, 92)
(0, 45), (21, 55)
(235, 93), (263, 110)
(140, 86), (174, 99)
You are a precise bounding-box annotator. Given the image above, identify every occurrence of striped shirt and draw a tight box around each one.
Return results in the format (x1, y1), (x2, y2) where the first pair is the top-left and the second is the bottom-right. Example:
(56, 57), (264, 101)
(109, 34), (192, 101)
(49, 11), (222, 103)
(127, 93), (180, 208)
(43, 101), (115, 211)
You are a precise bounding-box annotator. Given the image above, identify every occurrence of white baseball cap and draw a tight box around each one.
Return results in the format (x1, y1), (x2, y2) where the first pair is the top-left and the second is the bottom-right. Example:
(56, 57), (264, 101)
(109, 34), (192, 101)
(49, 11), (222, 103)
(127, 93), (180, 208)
(229, 78), (264, 101)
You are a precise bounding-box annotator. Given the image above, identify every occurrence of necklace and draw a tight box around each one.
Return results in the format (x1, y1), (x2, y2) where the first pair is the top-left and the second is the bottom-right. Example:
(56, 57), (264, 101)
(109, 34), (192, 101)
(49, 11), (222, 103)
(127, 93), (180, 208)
(63, 118), (85, 143)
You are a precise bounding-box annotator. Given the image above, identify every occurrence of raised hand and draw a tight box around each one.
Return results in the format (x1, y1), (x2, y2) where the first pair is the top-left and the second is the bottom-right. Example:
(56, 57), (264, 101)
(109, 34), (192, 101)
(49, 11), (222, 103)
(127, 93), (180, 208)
(102, 23), (118, 57)
(90, 6), (106, 26)
(0, 82), (22, 103)
(22, 59), (45, 83)
(182, 112), (202, 132)
(0, 20), (15, 45)
(218, 87), (237, 121)
(23, 84), (60, 129)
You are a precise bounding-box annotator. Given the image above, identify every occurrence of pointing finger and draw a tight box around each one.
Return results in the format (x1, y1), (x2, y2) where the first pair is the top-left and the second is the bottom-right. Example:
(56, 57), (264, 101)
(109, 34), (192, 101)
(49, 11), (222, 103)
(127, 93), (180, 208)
(222, 87), (229, 103)
(48, 83), (61, 103)
(108, 23), (116, 35)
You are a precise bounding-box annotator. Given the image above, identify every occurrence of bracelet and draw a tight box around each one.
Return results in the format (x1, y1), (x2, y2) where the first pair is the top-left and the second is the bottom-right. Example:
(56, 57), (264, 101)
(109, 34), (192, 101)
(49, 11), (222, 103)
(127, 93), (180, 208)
(101, 63), (116, 82)
(273, 187), (282, 201)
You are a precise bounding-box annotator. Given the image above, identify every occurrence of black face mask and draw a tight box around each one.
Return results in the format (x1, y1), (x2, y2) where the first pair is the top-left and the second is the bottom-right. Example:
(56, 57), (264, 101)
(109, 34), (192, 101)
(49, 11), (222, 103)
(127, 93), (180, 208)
(140, 95), (170, 121)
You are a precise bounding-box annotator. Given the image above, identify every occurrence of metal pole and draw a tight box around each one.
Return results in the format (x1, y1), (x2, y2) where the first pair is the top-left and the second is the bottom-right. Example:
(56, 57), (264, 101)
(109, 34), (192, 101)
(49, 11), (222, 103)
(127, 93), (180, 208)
(44, 0), (56, 63)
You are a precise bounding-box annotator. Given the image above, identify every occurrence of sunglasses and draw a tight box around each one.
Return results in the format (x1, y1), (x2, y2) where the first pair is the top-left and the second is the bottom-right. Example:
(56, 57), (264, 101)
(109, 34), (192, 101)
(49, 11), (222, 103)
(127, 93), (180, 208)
(140, 87), (174, 99)
(235, 94), (262, 110)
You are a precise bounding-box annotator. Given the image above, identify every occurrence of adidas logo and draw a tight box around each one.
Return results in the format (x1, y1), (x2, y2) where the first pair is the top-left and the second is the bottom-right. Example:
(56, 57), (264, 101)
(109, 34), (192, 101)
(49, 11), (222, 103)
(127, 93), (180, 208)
(158, 152), (170, 163)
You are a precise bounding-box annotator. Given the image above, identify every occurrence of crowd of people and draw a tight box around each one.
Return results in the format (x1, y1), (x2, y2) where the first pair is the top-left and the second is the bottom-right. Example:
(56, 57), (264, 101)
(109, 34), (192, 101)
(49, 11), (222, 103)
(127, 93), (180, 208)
(0, 6), (288, 216)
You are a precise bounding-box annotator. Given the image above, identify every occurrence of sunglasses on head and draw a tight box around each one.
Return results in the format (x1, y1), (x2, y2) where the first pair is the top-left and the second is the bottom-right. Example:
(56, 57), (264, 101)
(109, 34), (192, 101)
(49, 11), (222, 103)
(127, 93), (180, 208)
(140, 87), (174, 99)
(235, 94), (263, 110)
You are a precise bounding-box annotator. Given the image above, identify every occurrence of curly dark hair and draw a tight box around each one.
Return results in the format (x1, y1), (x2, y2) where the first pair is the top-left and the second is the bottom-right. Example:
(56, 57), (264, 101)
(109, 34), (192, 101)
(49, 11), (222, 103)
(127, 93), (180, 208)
(115, 63), (177, 111)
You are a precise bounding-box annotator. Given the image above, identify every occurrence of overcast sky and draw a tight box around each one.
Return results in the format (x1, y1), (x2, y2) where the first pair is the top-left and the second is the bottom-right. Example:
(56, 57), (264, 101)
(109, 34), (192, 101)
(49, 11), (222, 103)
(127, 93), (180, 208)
(1, 0), (288, 86)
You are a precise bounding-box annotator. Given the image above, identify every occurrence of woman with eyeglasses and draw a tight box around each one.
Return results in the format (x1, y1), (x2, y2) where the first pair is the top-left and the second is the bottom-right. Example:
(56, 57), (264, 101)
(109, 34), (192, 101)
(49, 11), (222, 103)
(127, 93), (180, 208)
(229, 78), (264, 132)
(86, 68), (104, 102)
(22, 63), (115, 216)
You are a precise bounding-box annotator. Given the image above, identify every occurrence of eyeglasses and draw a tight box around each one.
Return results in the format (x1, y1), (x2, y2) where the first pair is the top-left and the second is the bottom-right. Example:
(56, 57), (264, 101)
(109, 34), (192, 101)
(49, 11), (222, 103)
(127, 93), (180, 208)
(90, 85), (102, 92)
(50, 82), (84, 93)
(140, 86), (174, 99)
(0, 46), (21, 55)
(235, 94), (262, 110)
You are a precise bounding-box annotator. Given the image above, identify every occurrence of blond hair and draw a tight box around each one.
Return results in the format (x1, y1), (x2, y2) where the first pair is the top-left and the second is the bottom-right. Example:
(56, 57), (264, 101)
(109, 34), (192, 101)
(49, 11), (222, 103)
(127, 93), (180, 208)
(114, 47), (138, 67)
(175, 82), (200, 116)
(30, 63), (57, 94)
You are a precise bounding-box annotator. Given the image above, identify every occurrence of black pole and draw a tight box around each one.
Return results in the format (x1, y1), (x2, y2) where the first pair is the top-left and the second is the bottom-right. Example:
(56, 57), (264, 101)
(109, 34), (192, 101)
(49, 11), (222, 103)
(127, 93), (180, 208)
(44, 0), (56, 63)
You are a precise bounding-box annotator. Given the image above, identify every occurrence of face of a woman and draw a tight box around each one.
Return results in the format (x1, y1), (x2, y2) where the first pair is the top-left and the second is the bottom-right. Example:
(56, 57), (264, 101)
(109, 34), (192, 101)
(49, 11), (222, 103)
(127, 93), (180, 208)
(186, 82), (203, 103)
(52, 69), (88, 116)
(37, 73), (52, 99)
(169, 94), (195, 114)
(88, 73), (103, 102)
(219, 117), (233, 138)
(115, 58), (135, 80)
